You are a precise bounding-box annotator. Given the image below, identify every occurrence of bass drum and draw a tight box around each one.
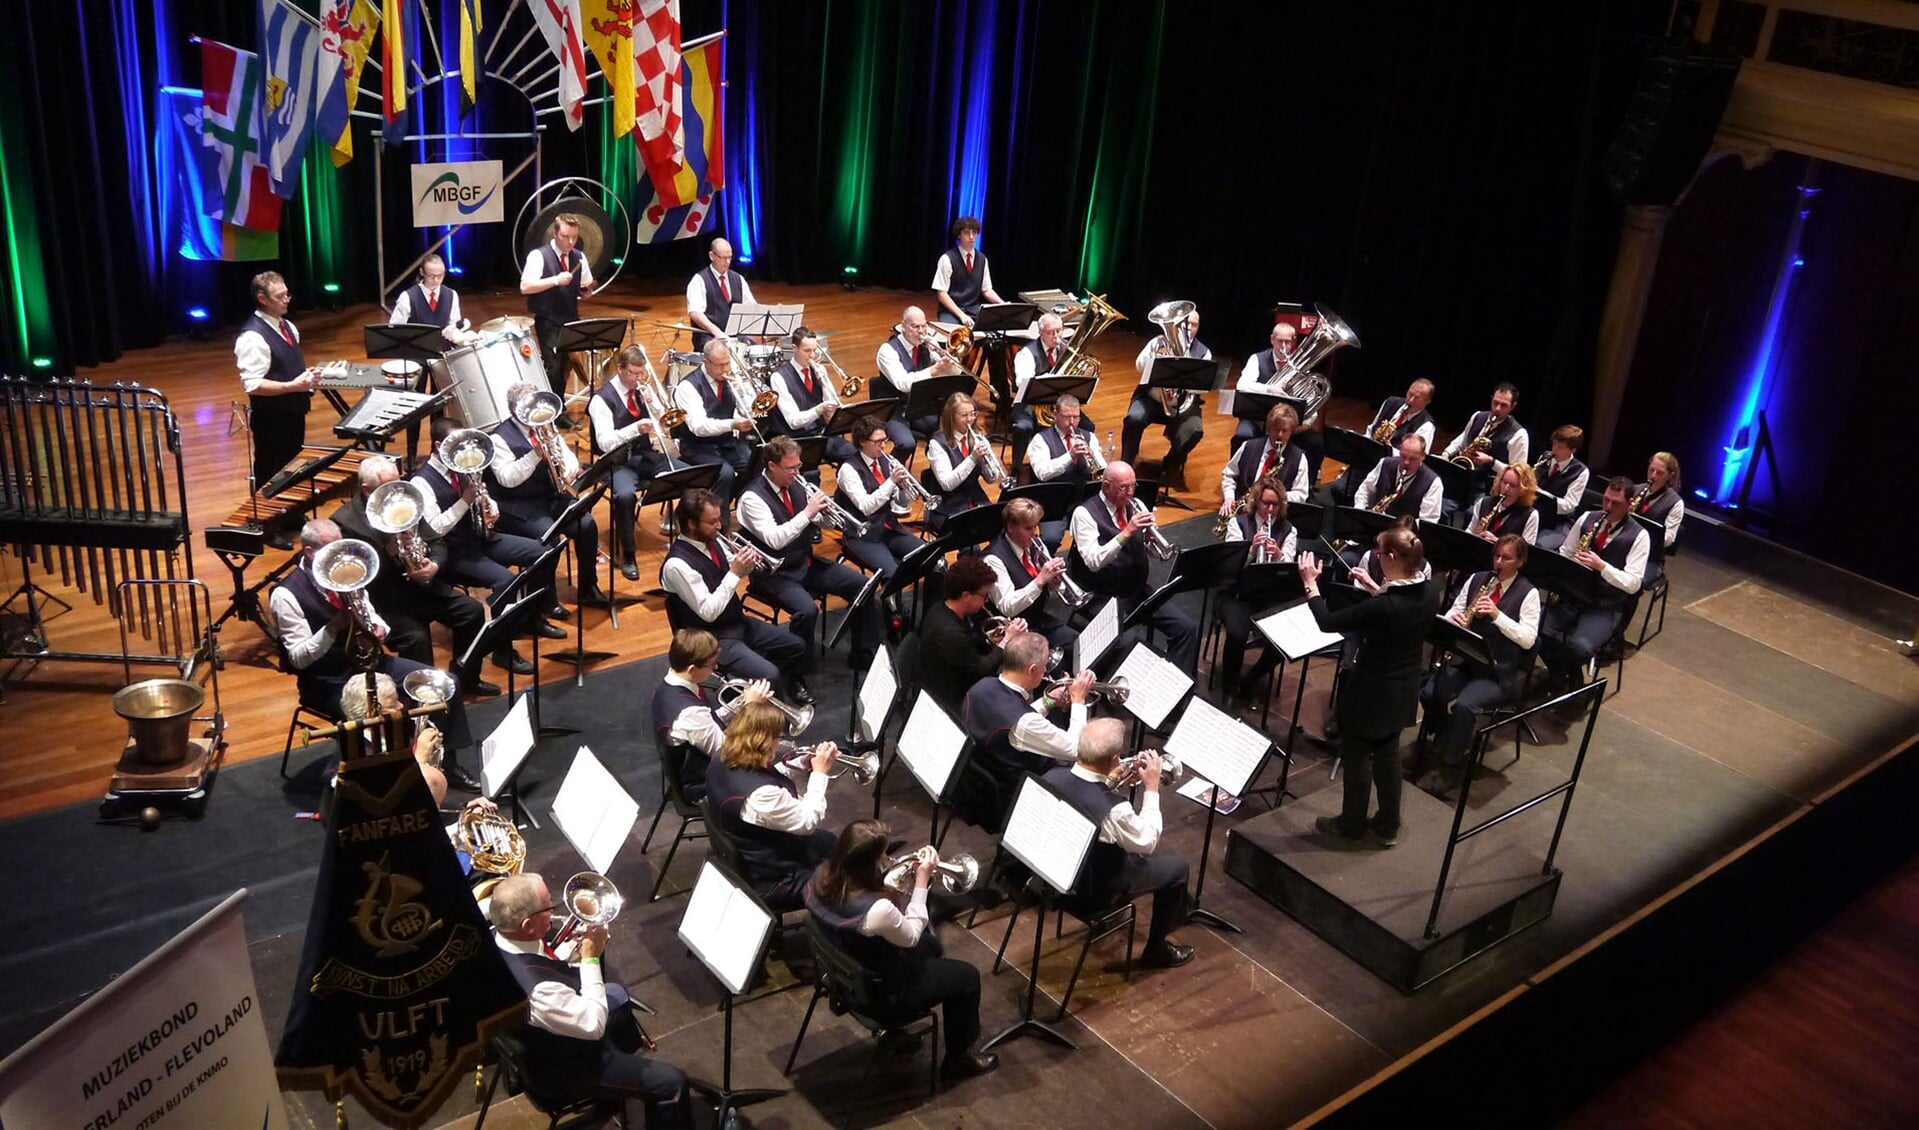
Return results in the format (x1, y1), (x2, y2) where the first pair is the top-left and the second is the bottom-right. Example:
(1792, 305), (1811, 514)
(431, 329), (545, 429)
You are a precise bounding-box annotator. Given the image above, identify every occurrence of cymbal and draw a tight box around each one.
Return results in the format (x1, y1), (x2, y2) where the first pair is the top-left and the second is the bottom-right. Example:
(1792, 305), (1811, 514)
(478, 315), (534, 333)
(651, 320), (700, 333)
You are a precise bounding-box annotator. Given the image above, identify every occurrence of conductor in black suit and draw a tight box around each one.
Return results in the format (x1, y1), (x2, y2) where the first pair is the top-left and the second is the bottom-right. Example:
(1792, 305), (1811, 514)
(1298, 525), (1440, 848)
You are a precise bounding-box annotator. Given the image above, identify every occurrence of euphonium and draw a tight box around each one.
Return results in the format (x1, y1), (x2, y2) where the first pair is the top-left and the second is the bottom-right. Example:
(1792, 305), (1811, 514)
(1036, 292), (1124, 427)
(1146, 299), (1199, 415)
(713, 676), (815, 735)
(311, 537), (383, 670)
(882, 849), (981, 895)
(366, 479), (432, 571)
(1262, 304), (1360, 421)
(438, 427), (499, 536)
(401, 667), (459, 740)
(779, 742), (880, 784)
(1101, 750), (1184, 790)
(1128, 497), (1179, 561)
(510, 386), (579, 495)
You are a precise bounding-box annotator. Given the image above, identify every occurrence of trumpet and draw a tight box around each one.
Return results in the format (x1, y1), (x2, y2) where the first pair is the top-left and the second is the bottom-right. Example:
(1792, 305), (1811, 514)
(1127, 497), (1179, 561)
(712, 531), (775, 573)
(799, 476), (870, 537)
(510, 387), (579, 495)
(1043, 673), (1131, 706)
(984, 613), (1015, 646)
(437, 427), (499, 536)
(1026, 536), (1091, 608)
(817, 341), (863, 398)
(714, 676), (815, 735)
(882, 451), (940, 510)
(882, 848), (981, 895)
(312, 537), (383, 670)
(966, 426), (1005, 484)
(366, 479), (432, 572)
(779, 742), (880, 785)
(1101, 750), (1185, 790)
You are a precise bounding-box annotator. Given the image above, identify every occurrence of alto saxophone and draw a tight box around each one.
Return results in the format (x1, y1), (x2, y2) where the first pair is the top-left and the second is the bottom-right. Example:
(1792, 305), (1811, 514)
(1575, 518), (1600, 556)
(1449, 413), (1501, 468)
(1463, 574), (1499, 622)
(1474, 498), (1507, 536)
(1370, 470), (1413, 514)
(1371, 408), (1404, 444)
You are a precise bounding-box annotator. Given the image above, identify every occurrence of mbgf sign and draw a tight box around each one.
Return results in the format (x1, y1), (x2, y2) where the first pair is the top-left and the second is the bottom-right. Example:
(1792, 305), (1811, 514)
(410, 161), (504, 226)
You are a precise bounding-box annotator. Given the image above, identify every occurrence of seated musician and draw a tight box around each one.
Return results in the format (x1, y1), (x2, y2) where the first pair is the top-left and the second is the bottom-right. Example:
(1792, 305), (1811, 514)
(649, 629), (768, 805)
(1418, 534), (1539, 791)
(1025, 392), (1105, 544)
(1538, 477), (1649, 692)
(270, 519), (480, 791)
(1231, 322), (1299, 450)
(1067, 462), (1200, 671)
(982, 498), (1081, 656)
(919, 557), (1011, 713)
(931, 216), (1004, 328)
(489, 381), (605, 606)
(337, 672), (450, 805)
(836, 420), (931, 580)
(1041, 719), (1195, 969)
(387, 254), (468, 344)
(1350, 433), (1444, 534)
(1532, 425), (1591, 551)
(805, 820), (1001, 1078)
(1466, 462), (1540, 544)
(874, 306), (964, 455)
(1440, 382), (1530, 481)
(738, 436), (882, 703)
(1219, 477), (1297, 705)
(331, 456), (499, 692)
(960, 633), (1094, 828)
(487, 874), (693, 1130)
(418, 417), (566, 641)
(772, 326), (858, 468)
(1219, 404), (1309, 534)
(1322, 378), (1436, 508)
(659, 488), (806, 701)
(924, 393), (999, 534)
(670, 339), (757, 503)
(1008, 312), (1097, 473)
(706, 700), (840, 911)
(588, 347), (673, 581)
(1121, 305), (1210, 485)
(686, 237), (754, 351)
(235, 270), (319, 546)
(1633, 451), (1685, 581)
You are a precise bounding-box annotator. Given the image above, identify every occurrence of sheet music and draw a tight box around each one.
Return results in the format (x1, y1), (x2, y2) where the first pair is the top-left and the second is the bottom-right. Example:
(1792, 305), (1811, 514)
(896, 691), (966, 801)
(550, 746), (640, 875)
(1001, 778), (1097, 895)
(1113, 641), (1193, 730)
(1256, 602), (1345, 660)
(479, 694), (534, 799)
(677, 862), (774, 995)
(858, 645), (897, 744)
(1076, 597), (1121, 672)
(1163, 695), (1270, 799)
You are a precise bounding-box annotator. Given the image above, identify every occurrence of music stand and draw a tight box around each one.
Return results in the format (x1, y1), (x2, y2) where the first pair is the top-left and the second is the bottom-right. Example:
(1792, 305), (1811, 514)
(676, 863), (786, 1127)
(1017, 373), (1099, 412)
(1525, 544), (1608, 607)
(1162, 695), (1271, 934)
(823, 567), (886, 714)
(829, 397), (899, 440)
(1323, 426), (1392, 478)
(553, 317), (629, 401)
(636, 463), (724, 604)
(1000, 481), (1080, 527)
(1155, 540), (1249, 644)
(972, 302), (1039, 335)
(903, 374), (975, 433)
(1245, 596), (1347, 805)
(1140, 356), (1218, 510)
(490, 545), (572, 738)
(1331, 505), (1402, 551)
(543, 484), (617, 685)
(982, 776), (1094, 1053)
(1232, 387), (1311, 425)
(931, 500), (1008, 555)
(458, 598), (544, 827)
(363, 323), (448, 366)
(892, 691), (971, 849)
(882, 535), (950, 631)
(1430, 458), (1480, 508)
(1419, 519), (1495, 579)
(725, 303), (805, 341)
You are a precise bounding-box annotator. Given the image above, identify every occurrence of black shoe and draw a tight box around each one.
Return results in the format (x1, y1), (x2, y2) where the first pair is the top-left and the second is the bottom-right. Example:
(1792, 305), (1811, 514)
(528, 620), (568, 640)
(467, 677), (502, 697)
(1372, 826), (1400, 848)
(577, 586), (608, 607)
(620, 561), (640, 582)
(546, 603), (571, 621)
(941, 1050), (1000, 1078)
(1314, 815), (1367, 849)
(443, 763), (483, 794)
(494, 648), (535, 675)
(789, 677), (816, 707)
(1140, 940), (1196, 969)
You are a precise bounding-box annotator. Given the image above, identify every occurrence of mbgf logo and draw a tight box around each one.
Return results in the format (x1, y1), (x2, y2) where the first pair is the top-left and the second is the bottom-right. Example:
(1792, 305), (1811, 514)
(417, 171), (497, 215)
(410, 161), (504, 227)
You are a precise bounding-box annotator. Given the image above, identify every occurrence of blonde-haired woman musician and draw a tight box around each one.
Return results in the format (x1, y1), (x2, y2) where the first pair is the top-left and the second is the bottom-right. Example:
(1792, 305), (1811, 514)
(924, 392), (996, 533)
(1467, 462), (1540, 544)
(704, 700), (839, 911)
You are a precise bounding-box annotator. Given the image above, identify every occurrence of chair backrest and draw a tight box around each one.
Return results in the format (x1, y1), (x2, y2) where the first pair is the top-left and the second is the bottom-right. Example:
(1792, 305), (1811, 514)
(659, 740), (702, 816)
(698, 796), (746, 874)
(893, 633), (921, 713)
(803, 916), (890, 1022)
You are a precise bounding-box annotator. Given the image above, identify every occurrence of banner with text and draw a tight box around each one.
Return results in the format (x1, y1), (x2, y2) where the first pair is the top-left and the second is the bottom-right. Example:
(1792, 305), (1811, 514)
(0, 890), (287, 1130)
(409, 160), (504, 227)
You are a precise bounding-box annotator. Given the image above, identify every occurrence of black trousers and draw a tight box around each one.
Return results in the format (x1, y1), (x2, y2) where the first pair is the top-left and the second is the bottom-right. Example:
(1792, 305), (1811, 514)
(841, 528), (929, 581)
(250, 408), (307, 494)
(1420, 660), (1514, 768)
(680, 439), (751, 502)
(1065, 854), (1191, 948)
(379, 583), (485, 684)
(446, 529), (558, 603)
(1333, 729), (1404, 838)
(495, 496), (600, 598)
(891, 953), (982, 1053)
(711, 618), (807, 697)
(534, 316), (569, 397)
(1120, 387), (1204, 469)
(749, 557), (881, 670)
(868, 375), (938, 456)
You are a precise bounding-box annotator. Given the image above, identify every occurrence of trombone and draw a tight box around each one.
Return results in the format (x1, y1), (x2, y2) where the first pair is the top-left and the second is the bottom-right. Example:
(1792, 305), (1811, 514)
(779, 742), (880, 784)
(713, 676), (815, 735)
(817, 340), (863, 398)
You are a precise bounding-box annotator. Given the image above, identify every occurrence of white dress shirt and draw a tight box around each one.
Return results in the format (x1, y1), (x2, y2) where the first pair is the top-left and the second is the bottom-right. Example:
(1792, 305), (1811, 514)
(520, 241), (596, 292)
(413, 459), (475, 536)
(1069, 494), (1135, 574)
(1364, 401), (1437, 451)
(839, 457), (908, 517)
(926, 433), (985, 492)
(660, 537), (745, 622)
(685, 271), (756, 323)
(997, 675), (1088, 763)
(663, 670), (732, 757)
(1446, 575), (1541, 651)
(1537, 459), (1590, 517)
(268, 565), (391, 668)
(1220, 439), (1309, 504)
(876, 334), (942, 392)
(1012, 340), (1068, 399)
(489, 429), (579, 491)
(1561, 515), (1650, 595)
(495, 933), (610, 1040)
(586, 374), (662, 452)
(775, 362), (839, 431)
(930, 251), (994, 296)
(740, 757), (830, 833)
(855, 886), (931, 948)
(1235, 350), (1319, 426)
(737, 475), (814, 552)
(1469, 497), (1540, 544)
(1070, 764), (1162, 853)
(389, 287), (464, 339)
(983, 541), (1054, 616)
(1353, 462), (1445, 522)
(235, 313), (299, 394)
(1441, 416), (1530, 473)
(674, 372), (745, 438)
(1028, 425), (1107, 482)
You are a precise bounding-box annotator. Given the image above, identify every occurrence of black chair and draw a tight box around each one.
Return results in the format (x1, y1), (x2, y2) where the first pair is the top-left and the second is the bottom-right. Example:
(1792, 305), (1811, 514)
(279, 693), (342, 778)
(472, 1032), (618, 1130)
(640, 741), (707, 902)
(1633, 545), (1673, 649)
(784, 918), (941, 1128)
(991, 875), (1138, 1022)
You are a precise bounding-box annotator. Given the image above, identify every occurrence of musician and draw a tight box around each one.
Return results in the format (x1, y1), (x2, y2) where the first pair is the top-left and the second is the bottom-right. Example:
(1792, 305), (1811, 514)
(235, 271), (319, 543)
(1042, 719), (1196, 969)
(650, 629), (769, 805)
(417, 417), (566, 639)
(836, 422), (931, 580)
(1538, 477), (1649, 691)
(589, 348), (673, 581)
(1323, 379), (1437, 508)
(671, 338), (758, 503)
(686, 237), (754, 350)
(1440, 383), (1529, 476)
(660, 487), (807, 699)
(738, 436), (883, 697)
(983, 498), (1081, 655)
(1009, 312), (1095, 473)
(961, 634), (1094, 825)
(1219, 404), (1310, 528)
(874, 306), (963, 453)
(706, 700), (840, 911)
(487, 874), (693, 1130)
(1633, 451), (1685, 579)
(919, 556), (1011, 713)
(771, 326), (857, 467)
(1466, 463), (1540, 544)
(1219, 478), (1297, 704)
(1298, 527), (1440, 849)
(931, 216), (1004, 326)
(805, 821), (1001, 1078)
(1418, 535), (1539, 790)
(1533, 425), (1591, 551)
(1353, 434), (1445, 522)
(387, 254), (467, 344)
(1067, 462), (1200, 671)
(1121, 305), (1210, 484)
(924, 393), (998, 533)
(332, 456), (499, 694)
(519, 213), (593, 398)
(1231, 321), (1299, 449)
(1027, 394), (1107, 486)
(488, 381), (604, 606)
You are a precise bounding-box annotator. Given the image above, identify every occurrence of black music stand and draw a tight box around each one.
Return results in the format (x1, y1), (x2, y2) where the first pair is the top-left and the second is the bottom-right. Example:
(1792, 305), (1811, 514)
(1430, 458), (1480, 508)
(1141, 356), (1219, 510)
(931, 500), (1008, 556)
(553, 317), (629, 401)
(637, 463), (724, 604)
(1155, 541), (1249, 646)
(1000, 481), (1081, 528)
(363, 323), (448, 366)
(1419, 519), (1495, 579)
(1018, 373), (1098, 415)
(488, 545), (573, 739)
(1525, 544), (1608, 607)
(882, 537), (952, 634)
(1331, 505), (1403, 550)
(543, 483), (617, 684)
(828, 397), (898, 439)
(1232, 387), (1312, 425)
(972, 301), (1039, 335)
(903, 374), (975, 432)
(456, 594), (544, 824)
(1323, 426), (1392, 479)
(824, 569), (887, 724)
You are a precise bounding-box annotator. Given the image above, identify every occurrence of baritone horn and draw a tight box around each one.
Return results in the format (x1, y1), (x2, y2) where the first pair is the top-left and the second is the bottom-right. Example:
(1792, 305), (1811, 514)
(882, 848), (981, 895)
(713, 676), (815, 735)
(366, 479), (432, 571)
(1147, 299), (1200, 416)
(510, 387), (579, 495)
(438, 427), (499, 535)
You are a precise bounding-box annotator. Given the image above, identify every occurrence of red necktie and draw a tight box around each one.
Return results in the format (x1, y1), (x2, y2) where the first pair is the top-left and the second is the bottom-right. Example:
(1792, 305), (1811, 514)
(801, 365), (815, 394)
(1595, 520), (1612, 550)
(784, 484), (803, 515)
(280, 320), (295, 346)
(325, 590), (342, 610)
(1489, 581), (1504, 606)
(426, 289), (438, 312)
(965, 252), (974, 273)
(871, 459), (884, 484)
(718, 272), (731, 302)
(1022, 548), (1039, 579)
(959, 435), (971, 457)
(709, 542), (724, 568)
(1256, 444), (1275, 483)
(1045, 348), (1056, 370)
(625, 387), (640, 417)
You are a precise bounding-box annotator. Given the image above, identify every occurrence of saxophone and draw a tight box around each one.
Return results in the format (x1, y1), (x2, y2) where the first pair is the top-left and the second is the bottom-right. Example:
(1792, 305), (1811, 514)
(1449, 413), (1501, 467)
(1474, 498), (1507, 536)
(1574, 517), (1601, 556)
(1371, 407), (1404, 444)
(1463, 574), (1499, 622)
(1370, 470), (1413, 514)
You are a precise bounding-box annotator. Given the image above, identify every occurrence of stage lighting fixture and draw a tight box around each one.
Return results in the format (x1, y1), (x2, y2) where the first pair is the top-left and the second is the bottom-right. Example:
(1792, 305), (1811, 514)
(187, 308), (209, 321)
(31, 358), (52, 369)
(322, 283), (341, 293)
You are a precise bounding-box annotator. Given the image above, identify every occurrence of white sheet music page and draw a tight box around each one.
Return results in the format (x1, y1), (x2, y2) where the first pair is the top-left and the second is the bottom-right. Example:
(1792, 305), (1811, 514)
(858, 645), (896, 744)
(896, 691), (966, 801)
(550, 746), (640, 875)
(479, 693), (534, 799)
(1113, 640), (1192, 730)
(677, 862), (774, 995)
(1076, 597), (1121, 672)
(1001, 777), (1096, 894)
(1256, 601), (1345, 660)
(1163, 695), (1270, 799)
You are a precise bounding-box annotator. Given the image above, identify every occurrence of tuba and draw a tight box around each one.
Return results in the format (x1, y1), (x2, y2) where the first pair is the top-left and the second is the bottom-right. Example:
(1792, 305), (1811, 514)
(312, 537), (383, 670)
(1263, 304), (1360, 420)
(1037, 293), (1126, 428)
(1146, 299), (1200, 416)
(438, 427), (499, 536)
(510, 387), (579, 495)
(366, 479), (432, 571)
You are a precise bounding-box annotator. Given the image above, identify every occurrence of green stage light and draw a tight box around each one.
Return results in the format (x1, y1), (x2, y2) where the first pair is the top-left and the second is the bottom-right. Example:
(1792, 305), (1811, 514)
(30, 357), (51, 368)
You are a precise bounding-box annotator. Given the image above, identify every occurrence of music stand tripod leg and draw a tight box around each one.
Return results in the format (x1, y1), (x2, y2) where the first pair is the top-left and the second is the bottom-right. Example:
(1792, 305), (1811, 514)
(981, 893), (1079, 1052)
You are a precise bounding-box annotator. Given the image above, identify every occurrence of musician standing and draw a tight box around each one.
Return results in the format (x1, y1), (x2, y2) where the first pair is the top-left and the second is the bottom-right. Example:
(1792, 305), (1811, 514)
(519, 214), (593, 398)
(1466, 463), (1540, 544)
(1418, 535), (1538, 791)
(1219, 403), (1310, 526)
(671, 339), (758, 503)
(919, 557), (1012, 713)
(1440, 383), (1529, 476)
(650, 629), (768, 805)
(1231, 322), (1299, 449)
(874, 306), (963, 454)
(961, 634), (1094, 827)
(931, 216), (1004, 326)
(588, 348), (672, 581)
(707, 701), (840, 911)
(490, 381), (604, 606)
(1533, 425), (1591, 551)
(1042, 719), (1196, 969)
(983, 498), (1081, 655)
(1067, 462), (1200, 671)
(387, 254), (467, 343)
(686, 237), (754, 350)
(836, 421), (930, 579)
(772, 326), (857, 466)
(1324, 379), (1436, 507)
(660, 488), (806, 700)
(235, 271), (319, 544)
(924, 393), (998, 533)
(1538, 477), (1649, 691)
(1219, 478), (1297, 704)
(1122, 306), (1210, 484)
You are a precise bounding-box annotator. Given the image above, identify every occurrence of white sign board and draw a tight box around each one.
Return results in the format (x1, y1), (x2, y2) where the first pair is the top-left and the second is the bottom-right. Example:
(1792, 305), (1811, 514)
(411, 160), (505, 226)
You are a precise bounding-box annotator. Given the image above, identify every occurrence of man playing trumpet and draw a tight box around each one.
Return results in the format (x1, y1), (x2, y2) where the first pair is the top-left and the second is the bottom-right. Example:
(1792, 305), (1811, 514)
(835, 421), (932, 581)
(660, 487), (806, 701)
(960, 633), (1095, 829)
(1067, 463), (1200, 672)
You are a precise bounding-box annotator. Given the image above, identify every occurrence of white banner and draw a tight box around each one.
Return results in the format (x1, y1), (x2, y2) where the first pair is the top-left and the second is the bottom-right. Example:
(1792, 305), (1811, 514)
(409, 160), (504, 227)
(0, 890), (287, 1130)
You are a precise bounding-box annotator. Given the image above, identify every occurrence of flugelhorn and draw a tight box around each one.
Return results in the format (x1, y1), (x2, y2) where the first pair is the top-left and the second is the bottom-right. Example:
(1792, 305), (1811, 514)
(883, 451), (940, 510)
(438, 427), (499, 536)
(1026, 536), (1091, 608)
(510, 386), (579, 495)
(553, 871), (623, 946)
(779, 742), (880, 784)
(1101, 750), (1185, 790)
(882, 848), (981, 895)
(1044, 673), (1130, 706)
(1127, 497), (1179, 561)
(366, 479), (432, 571)
(714, 676), (815, 735)
(312, 537), (383, 670)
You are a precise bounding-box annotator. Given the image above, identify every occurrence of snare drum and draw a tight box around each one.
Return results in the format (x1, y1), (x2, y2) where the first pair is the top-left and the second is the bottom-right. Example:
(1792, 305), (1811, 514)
(664, 350), (705, 386)
(380, 359), (423, 387)
(431, 329), (544, 428)
(743, 343), (786, 371)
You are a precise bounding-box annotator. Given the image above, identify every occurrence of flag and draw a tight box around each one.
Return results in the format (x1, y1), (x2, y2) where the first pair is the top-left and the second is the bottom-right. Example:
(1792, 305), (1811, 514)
(315, 0), (381, 167)
(259, 0), (322, 197)
(382, 0), (407, 127)
(162, 89), (278, 260)
(632, 1), (683, 198)
(529, 0), (587, 131)
(457, 0), (482, 115)
(581, 0), (636, 139)
(200, 39), (283, 232)
(633, 34), (723, 243)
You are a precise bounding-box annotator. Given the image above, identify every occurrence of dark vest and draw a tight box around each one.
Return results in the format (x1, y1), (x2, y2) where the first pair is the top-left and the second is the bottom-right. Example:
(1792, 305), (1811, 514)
(412, 463), (479, 550)
(1022, 338), (1062, 376)
(742, 475), (814, 573)
(247, 313), (311, 418)
(280, 563), (354, 678)
(489, 419), (554, 500)
(1235, 513), (1295, 555)
(962, 677), (1042, 778)
(1472, 497), (1536, 540)
(1041, 769), (1130, 898)
(887, 336), (931, 375)
(1368, 457), (1438, 520)
(1458, 569), (1537, 685)
(501, 952), (603, 1080)
(1633, 484), (1679, 537)
(1233, 437), (1303, 496)
(525, 244), (582, 325)
(1536, 457), (1587, 523)
(672, 372), (739, 445)
(650, 680), (712, 800)
(1067, 497), (1148, 597)
(705, 758), (808, 884)
(776, 360), (828, 434)
(988, 533), (1050, 621)
(1460, 410), (1521, 460)
(1033, 424), (1098, 484)
(663, 539), (746, 631)
(838, 454), (903, 540)
(804, 880), (927, 984)
(592, 380), (659, 459)
(693, 268), (745, 348)
(943, 248), (986, 314)
(402, 283), (454, 329)
(929, 433), (991, 518)
(1372, 397), (1432, 447)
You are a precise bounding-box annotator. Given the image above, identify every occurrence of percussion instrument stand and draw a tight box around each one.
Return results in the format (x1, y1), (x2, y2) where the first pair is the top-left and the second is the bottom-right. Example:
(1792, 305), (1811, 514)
(554, 318), (632, 408)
